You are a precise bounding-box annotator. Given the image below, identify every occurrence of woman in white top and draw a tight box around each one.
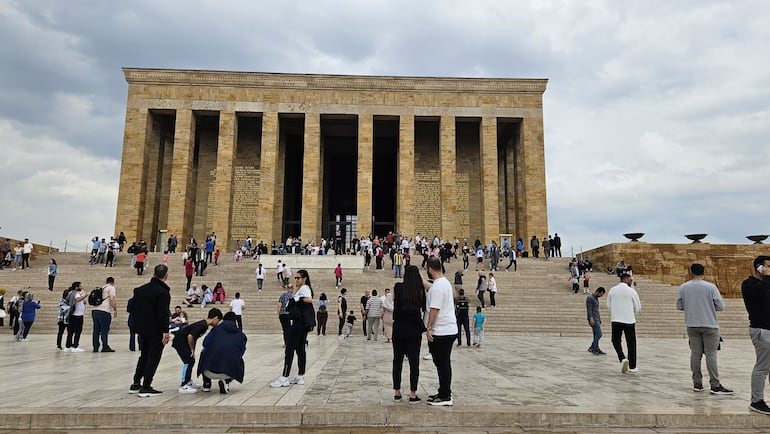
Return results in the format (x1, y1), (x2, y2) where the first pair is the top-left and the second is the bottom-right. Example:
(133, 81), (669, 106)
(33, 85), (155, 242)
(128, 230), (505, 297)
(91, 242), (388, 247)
(488, 273), (497, 309)
(270, 269), (313, 388)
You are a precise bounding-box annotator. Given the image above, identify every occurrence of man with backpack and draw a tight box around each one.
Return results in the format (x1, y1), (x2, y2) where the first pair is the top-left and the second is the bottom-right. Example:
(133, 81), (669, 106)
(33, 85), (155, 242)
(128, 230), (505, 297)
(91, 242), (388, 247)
(91, 277), (117, 352)
(455, 289), (471, 347)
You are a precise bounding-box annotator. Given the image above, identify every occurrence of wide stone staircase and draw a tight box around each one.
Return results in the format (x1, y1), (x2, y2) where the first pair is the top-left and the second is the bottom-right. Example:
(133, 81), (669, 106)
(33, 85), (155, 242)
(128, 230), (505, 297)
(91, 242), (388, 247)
(0, 252), (749, 337)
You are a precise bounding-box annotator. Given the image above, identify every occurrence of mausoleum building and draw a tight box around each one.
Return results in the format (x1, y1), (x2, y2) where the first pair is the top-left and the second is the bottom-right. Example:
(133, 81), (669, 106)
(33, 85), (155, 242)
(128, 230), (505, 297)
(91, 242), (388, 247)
(115, 68), (548, 250)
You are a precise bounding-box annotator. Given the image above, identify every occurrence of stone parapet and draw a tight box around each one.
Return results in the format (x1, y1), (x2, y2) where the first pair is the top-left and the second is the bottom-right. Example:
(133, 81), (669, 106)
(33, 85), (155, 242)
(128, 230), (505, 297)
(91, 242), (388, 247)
(583, 242), (770, 298)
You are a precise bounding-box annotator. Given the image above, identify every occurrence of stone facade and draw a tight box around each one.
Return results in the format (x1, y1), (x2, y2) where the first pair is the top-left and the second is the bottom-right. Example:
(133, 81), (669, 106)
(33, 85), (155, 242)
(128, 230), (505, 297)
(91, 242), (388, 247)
(583, 242), (770, 298)
(115, 69), (549, 250)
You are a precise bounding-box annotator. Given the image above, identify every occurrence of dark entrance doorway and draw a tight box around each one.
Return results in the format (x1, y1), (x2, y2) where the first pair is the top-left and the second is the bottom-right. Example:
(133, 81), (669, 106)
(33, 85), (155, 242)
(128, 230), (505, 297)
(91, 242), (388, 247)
(280, 115), (304, 242)
(321, 116), (358, 246)
(372, 117), (398, 237)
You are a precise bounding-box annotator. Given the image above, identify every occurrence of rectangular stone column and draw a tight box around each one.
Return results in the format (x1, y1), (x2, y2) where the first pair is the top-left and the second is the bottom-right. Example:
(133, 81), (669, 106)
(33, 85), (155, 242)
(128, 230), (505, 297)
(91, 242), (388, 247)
(257, 112), (279, 246)
(518, 114), (548, 240)
(114, 107), (149, 243)
(167, 109), (196, 244)
(357, 114), (373, 238)
(397, 115), (415, 238)
(480, 116), (500, 244)
(211, 111), (237, 251)
(301, 113), (321, 243)
(440, 116), (457, 239)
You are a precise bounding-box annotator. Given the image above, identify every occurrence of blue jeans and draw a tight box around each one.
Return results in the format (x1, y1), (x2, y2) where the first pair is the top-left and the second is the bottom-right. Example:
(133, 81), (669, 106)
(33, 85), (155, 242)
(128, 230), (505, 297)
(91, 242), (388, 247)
(394, 264), (402, 278)
(590, 321), (603, 352)
(92, 310), (112, 351)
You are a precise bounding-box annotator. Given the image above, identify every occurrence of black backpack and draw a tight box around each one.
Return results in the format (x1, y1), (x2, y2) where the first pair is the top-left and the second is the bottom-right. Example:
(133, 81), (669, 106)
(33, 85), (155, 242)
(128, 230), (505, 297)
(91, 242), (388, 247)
(88, 286), (105, 306)
(455, 297), (469, 313)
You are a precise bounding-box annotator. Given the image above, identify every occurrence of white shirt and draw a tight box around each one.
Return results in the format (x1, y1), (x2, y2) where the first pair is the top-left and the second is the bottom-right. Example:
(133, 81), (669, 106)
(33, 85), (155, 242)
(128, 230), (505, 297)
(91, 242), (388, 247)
(293, 284), (312, 301)
(229, 298), (245, 315)
(283, 265), (292, 279)
(23, 242), (32, 254)
(425, 276), (457, 336)
(488, 277), (497, 292)
(606, 282), (641, 324)
(255, 266), (266, 280)
(72, 291), (86, 316)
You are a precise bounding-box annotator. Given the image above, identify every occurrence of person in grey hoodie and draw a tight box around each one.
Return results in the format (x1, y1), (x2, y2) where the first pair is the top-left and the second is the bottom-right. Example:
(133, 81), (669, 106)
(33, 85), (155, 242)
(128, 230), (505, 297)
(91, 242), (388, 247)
(676, 263), (732, 395)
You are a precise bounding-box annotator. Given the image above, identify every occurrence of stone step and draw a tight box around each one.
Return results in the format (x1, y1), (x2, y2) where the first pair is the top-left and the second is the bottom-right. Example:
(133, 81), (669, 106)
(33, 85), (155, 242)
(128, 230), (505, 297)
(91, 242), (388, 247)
(0, 253), (750, 337)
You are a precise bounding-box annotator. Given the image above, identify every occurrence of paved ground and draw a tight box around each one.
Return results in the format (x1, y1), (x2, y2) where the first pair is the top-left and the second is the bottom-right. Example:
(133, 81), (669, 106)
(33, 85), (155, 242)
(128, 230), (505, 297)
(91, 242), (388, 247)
(2, 328), (770, 432)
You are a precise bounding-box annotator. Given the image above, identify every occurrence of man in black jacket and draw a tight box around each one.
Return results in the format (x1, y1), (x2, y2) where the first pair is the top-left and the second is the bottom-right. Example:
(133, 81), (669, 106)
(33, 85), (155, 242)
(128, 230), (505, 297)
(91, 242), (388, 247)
(129, 264), (172, 397)
(743, 256), (770, 415)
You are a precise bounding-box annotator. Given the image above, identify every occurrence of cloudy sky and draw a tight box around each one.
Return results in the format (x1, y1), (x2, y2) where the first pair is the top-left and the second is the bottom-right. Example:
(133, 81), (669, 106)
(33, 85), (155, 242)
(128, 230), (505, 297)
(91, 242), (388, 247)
(1, 0), (768, 253)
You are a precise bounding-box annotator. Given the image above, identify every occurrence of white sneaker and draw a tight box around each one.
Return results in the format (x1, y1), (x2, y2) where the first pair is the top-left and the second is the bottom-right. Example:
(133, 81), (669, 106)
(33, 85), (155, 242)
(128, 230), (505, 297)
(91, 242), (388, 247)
(270, 376), (290, 388)
(423, 353), (432, 360)
(621, 358), (629, 374)
(72, 347), (86, 353)
(289, 375), (305, 385)
(178, 384), (198, 394)
(63, 348), (71, 353)
(186, 381), (202, 389)
(628, 367), (639, 373)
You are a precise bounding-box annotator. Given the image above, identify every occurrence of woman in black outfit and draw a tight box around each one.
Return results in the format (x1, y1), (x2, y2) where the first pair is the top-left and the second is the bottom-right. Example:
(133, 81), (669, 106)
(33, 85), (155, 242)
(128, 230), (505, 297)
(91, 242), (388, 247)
(392, 265), (427, 403)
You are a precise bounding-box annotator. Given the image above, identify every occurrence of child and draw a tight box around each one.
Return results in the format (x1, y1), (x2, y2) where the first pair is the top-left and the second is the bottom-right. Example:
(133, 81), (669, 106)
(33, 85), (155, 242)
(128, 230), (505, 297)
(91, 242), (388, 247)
(163, 251), (169, 266)
(583, 273), (591, 294)
(234, 250), (243, 262)
(214, 249), (220, 266)
(571, 275), (580, 294)
(472, 306), (486, 348)
(345, 310), (356, 337)
(175, 308), (223, 393)
(229, 292), (244, 330)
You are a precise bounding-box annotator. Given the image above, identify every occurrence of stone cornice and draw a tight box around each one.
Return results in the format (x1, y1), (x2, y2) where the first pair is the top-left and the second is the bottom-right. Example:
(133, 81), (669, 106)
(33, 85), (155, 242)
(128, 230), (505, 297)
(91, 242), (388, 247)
(123, 68), (547, 94)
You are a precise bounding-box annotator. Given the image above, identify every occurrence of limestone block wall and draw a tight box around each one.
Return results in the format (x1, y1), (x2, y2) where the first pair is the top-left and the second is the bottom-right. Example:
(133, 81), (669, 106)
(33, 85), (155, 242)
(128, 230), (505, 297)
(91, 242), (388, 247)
(583, 242), (770, 298)
(456, 124), (481, 240)
(118, 70), (549, 250)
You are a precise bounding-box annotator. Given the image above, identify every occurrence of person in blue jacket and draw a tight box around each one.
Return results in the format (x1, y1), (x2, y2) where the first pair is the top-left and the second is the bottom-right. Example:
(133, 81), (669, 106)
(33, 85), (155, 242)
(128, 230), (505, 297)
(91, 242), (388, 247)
(19, 291), (41, 340)
(197, 311), (247, 394)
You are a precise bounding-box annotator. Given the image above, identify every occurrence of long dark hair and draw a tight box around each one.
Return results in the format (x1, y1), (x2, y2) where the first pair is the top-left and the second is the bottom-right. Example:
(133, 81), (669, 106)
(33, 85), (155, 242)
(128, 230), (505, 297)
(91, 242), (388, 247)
(297, 269), (314, 297)
(394, 265), (425, 315)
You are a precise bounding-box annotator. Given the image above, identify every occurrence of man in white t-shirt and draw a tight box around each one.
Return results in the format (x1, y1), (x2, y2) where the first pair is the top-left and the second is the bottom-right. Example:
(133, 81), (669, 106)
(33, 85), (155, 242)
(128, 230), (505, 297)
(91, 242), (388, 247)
(424, 257), (457, 406)
(92, 277), (117, 352)
(229, 292), (245, 330)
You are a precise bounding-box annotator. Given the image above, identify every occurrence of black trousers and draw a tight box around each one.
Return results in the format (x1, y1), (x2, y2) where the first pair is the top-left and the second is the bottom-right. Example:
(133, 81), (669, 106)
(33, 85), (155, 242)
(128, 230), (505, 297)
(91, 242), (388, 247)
(279, 314), (291, 346)
(66, 315), (84, 348)
(174, 344), (195, 386)
(56, 320), (66, 348)
(338, 315), (345, 336)
(427, 334), (454, 399)
(392, 333), (421, 392)
(133, 334), (165, 388)
(611, 322), (637, 369)
(282, 326), (308, 377)
(456, 315), (470, 346)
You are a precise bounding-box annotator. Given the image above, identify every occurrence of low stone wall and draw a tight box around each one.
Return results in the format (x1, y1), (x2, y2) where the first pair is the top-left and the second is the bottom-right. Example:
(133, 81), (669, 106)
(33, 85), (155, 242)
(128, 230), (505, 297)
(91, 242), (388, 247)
(259, 254), (364, 273)
(582, 242), (770, 298)
(0, 236), (58, 261)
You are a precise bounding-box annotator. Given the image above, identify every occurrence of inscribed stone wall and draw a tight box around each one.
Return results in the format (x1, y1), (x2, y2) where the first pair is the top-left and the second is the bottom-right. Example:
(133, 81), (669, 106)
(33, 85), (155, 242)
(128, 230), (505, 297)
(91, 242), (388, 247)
(583, 242), (770, 298)
(196, 125), (218, 240)
(456, 124), (481, 240)
(230, 118), (261, 243)
(413, 125), (441, 238)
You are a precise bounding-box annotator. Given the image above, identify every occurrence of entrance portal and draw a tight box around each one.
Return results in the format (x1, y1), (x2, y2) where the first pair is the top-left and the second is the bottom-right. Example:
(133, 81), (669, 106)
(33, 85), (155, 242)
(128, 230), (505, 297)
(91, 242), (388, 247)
(321, 116), (358, 245)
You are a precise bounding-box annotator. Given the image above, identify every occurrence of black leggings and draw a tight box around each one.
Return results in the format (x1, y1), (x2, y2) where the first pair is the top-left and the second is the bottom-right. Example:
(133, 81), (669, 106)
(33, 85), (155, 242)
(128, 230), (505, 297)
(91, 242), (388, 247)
(392, 334), (421, 392)
(283, 326), (309, 377)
